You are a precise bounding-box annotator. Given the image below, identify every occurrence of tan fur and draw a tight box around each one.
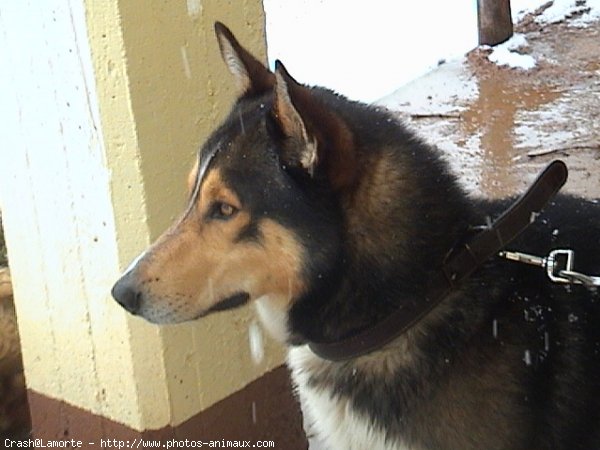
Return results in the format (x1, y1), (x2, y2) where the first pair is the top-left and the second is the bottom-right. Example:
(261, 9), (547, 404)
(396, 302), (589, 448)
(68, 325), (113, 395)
(186, 158), (199, 194)
(128, 168), (305, 323)
(345, 149), (413, 263)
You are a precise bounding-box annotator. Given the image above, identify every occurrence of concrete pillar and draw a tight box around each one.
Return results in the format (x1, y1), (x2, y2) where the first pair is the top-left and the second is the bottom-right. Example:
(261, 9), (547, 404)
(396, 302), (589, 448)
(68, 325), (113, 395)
(0, 0), (305, 446)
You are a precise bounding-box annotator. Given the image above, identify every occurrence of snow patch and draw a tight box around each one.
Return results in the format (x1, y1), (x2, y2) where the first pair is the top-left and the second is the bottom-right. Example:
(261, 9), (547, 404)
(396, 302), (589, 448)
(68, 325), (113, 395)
(376, 58), (478, 113)
(512, 0), (550, 23)
(488, 48), (536, 69)
(570, 0), (600, 26)
(535, 0), (586, 24)
(503, 33), (529, 50)
(487, 33), (536, 70)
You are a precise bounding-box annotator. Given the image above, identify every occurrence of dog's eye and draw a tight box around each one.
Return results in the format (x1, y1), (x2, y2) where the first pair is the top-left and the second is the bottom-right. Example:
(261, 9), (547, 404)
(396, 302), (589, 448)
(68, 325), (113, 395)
(210, 201), (238, 220)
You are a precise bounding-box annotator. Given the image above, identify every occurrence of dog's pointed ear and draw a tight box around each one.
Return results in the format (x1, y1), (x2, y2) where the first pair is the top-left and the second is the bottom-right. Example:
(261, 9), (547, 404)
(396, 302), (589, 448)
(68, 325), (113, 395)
(214, 22), (274, 95)
(272, 61), (357, 190)
(273, 63), (318, 176)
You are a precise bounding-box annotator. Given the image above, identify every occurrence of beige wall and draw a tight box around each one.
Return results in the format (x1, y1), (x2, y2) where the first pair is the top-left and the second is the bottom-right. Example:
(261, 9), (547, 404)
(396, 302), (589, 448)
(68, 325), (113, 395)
(1, 0), (284, 432)
(93, 0), (287, 428)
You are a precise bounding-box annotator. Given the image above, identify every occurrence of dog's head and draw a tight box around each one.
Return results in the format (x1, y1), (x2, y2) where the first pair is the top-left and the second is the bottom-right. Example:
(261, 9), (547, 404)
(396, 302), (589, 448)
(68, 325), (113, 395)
(111, 23), (358, 341)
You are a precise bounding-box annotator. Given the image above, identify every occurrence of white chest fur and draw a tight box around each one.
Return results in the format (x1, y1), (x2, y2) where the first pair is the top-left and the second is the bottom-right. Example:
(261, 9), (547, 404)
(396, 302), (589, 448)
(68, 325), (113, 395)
(288, 346), (414, 450)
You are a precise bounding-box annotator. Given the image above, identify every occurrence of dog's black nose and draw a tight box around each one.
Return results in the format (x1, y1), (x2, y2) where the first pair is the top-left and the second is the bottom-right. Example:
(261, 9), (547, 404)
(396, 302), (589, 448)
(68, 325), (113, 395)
(111, 277), (142, 314)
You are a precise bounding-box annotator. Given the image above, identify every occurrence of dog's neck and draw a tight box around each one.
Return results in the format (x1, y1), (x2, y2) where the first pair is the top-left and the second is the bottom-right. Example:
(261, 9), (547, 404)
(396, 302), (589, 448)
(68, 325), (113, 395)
(288, 144), (476, 345)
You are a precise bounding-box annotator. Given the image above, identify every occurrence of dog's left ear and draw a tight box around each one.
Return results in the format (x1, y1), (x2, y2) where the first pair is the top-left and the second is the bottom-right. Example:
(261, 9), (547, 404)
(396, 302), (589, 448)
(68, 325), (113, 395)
(272, 61), (357, 190)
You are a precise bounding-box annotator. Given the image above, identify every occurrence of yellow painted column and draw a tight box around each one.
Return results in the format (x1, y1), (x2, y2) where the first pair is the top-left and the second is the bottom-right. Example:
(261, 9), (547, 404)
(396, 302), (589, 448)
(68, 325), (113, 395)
(1, 0), (286, 435)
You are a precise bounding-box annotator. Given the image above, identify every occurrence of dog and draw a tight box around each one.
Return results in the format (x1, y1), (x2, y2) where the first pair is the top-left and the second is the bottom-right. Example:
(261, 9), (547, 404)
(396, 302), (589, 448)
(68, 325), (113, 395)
(112, 22), (600, 449)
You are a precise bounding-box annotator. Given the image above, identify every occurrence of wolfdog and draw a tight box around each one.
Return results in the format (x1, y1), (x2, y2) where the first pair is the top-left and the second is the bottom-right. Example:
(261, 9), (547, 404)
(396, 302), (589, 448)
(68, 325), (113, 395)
(112, 23), (600, 449)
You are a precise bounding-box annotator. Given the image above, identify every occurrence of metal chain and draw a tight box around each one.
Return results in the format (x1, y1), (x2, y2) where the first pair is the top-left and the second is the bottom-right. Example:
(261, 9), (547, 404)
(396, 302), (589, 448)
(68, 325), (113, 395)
(498, 249), (600, 287)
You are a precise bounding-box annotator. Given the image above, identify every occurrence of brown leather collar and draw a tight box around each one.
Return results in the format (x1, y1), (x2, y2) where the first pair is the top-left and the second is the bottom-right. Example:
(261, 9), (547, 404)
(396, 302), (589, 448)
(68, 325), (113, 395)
(308, 160), (569, 361)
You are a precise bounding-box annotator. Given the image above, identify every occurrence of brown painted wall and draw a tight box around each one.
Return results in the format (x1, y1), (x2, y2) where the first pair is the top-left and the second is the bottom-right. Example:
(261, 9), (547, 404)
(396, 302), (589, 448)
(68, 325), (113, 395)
(28, 365), (308, 449)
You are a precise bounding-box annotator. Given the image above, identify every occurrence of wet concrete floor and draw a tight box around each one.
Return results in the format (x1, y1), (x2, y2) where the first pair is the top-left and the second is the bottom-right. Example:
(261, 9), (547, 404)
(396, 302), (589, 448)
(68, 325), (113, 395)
(379, 9), (600, 199)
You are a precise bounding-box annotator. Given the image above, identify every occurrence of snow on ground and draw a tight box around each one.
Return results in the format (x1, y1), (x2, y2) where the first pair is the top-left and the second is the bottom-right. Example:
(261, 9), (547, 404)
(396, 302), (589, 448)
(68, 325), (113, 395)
(376, 58), (477, 113)
(536, 0), (582, 23)
(534, 0), (600, 24)
(512, 0), (554, 22)
(570, 0), (600, 26)
(486, 0), (600, 70)
(487, 33), (536, 70)
(264, 0), (551, 103)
